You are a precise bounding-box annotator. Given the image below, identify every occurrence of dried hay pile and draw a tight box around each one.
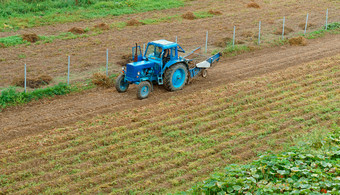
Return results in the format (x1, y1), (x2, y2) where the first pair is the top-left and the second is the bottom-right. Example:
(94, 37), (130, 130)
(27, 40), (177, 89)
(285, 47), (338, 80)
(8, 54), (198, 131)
(22, 33), (39, 43)
(12, 75), (53, 88)
(92, 73), (114, 88)
(289, 36), (308, 46)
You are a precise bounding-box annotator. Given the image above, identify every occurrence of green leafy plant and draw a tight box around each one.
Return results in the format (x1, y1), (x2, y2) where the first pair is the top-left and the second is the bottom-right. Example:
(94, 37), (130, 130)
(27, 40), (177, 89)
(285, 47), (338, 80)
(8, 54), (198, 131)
(0, 83), (79, 110)
(222, 44), (250, 56)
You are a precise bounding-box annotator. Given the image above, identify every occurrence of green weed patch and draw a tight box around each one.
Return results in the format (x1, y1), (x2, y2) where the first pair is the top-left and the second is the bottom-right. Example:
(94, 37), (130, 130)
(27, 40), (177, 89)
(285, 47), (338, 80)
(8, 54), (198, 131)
(193, 11), (214, 19)
(0, 35), (28, 47)
(222, 44), (251, 56)
(0, 83), (78, 110)
(0, 31), (99, 47)
(305, 22), (340, 39)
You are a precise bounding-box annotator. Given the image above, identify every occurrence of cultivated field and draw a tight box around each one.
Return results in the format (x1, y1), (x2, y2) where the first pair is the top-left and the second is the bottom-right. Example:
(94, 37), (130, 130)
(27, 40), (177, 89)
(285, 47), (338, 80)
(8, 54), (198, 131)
(1, 54), (339, 193)
(1, 0), (340, 194)
(0, 0), (339, 88)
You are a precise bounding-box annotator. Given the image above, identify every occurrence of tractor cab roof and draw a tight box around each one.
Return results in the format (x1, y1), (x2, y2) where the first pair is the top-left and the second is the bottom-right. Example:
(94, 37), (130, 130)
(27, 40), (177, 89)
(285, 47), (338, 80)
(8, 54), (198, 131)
(149, 40), (178, 49)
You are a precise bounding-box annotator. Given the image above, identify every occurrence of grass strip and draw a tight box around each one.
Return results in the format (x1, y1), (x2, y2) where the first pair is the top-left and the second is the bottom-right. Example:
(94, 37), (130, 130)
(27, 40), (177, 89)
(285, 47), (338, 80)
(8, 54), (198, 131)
(0, 82), (92, 111)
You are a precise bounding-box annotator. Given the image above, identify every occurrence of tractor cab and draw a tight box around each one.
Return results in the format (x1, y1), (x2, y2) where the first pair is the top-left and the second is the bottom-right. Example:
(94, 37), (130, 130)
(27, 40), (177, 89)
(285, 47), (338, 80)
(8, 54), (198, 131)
(144, 40), (184, 65)
(125, 40), (185, 83)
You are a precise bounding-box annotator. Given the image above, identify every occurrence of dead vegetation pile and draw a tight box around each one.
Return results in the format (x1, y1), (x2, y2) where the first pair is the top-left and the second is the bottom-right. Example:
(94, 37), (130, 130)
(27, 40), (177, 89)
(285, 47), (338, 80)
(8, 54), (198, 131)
(116, 53), (132, 66)
(182, 12), (196, 20)
(68, 27), (85, 34)
(22, 33), (39, 43)
(247, 2), (260, 8)
(126, 19), (144, 26)
(208, 10), (222, 15)
(298, 23), (315, 30)
(12, 75), (53, 88)
(94, 23), (110, 30)
(274, 27), (294, 35)
(0, 43), (5, 48)
(289, 36), (308, 46)
(92, 73), (114, 88)
(214, 37), (232, 47)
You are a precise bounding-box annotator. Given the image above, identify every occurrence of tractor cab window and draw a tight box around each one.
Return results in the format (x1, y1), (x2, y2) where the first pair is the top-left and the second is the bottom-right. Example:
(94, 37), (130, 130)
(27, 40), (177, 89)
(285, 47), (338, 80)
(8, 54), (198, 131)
(170, 47), (176, 58)
(146, 45), (162, 59)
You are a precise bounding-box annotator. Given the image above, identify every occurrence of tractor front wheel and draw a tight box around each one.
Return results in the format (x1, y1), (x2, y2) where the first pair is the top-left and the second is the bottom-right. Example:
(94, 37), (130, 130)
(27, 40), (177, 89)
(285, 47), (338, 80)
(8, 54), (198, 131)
(164, 63), (188, 91)
(137, 81), (151, 99)
(115, 74), (129, 93)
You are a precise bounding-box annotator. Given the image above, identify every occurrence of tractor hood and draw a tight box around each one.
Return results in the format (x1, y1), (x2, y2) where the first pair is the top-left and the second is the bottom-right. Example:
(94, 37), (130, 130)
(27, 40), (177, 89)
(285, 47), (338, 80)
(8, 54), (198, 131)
(125, 60), (155, 81)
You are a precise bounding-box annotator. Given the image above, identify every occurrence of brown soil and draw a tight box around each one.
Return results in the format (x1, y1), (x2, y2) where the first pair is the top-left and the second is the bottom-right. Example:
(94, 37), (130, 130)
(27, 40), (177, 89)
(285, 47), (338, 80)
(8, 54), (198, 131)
(92, 73), (114, 88)
(274, 26), (294, 35)
(68, 27), (85, 34)
(182, 12), (196, 20)
(214, 37), (232, 47)
(12, 74), (52, 88)
(126, 19), (144, 26)
(0, 0), (338, 90)
(289, 36), (308, 46)
(298, 23), (316, 30)
(241, 31), (255, 38)
(94, 23), (110, 30)
(247, 2), (260, 8)
(208, 10), (222, 15)
(0, 35), (338, 142)
(117, 53), (132, 66)
(0, 42), (5, 48)
(22, 33), (39, 43)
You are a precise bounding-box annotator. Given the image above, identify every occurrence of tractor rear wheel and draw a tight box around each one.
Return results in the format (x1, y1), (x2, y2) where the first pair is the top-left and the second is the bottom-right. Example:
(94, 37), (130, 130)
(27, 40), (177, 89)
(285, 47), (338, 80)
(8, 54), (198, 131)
(164, 63), (188, 91)
(115, 74), (129, 93)
(137, 81), (151, 99)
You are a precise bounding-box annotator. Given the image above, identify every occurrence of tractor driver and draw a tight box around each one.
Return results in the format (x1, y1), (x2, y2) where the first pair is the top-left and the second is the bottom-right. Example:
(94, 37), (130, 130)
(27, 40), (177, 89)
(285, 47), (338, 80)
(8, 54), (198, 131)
(156, 47), (170, 65)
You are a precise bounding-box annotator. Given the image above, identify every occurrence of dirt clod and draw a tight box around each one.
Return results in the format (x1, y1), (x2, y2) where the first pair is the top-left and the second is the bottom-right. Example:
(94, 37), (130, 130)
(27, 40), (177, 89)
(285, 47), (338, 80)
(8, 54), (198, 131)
(247, 2), (260, 8)
(92, 73), (114, 88)
(12, 74), (53, 88)
(126, 19), (144, 26)
(182, 12), (196, 20)
(68, 27), (85, 34)
(298, 23), (315, 30)
(274, 27), (294, 35)
(208, 10), (222, 15)
(214, 37), (232, 47)
(22, 33), (39, 43)
(289, 36), (308, 46)
(94, 23), (110, 30)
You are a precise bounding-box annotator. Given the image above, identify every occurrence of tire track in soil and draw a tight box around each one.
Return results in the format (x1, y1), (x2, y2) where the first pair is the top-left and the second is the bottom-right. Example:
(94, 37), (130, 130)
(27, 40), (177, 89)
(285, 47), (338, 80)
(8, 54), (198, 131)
(0, 35), (339, 142)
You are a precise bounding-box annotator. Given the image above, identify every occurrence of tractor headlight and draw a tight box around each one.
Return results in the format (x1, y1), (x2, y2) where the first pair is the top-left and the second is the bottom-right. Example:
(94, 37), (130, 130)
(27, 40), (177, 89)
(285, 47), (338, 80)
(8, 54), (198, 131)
(137, 71), (141, 75)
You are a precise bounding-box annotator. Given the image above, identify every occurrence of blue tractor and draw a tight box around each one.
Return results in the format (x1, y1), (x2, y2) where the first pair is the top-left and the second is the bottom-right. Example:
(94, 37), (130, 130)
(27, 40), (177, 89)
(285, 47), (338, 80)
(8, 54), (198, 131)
(115, 40), (221, 99)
